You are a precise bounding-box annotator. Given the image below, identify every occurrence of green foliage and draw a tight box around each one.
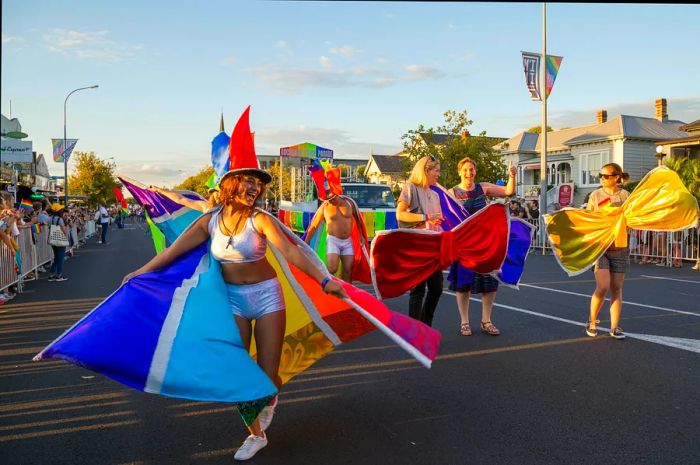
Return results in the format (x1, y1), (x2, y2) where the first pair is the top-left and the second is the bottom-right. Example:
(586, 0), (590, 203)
(664, 156), (700, 201)
(68, 151), (118, 206)
(266, 161), (292, 203)
(526, 125), (554, 133)
(174, 166), (215, 197)
(355, 165), (367, 182)
(401, 109), (506, 188)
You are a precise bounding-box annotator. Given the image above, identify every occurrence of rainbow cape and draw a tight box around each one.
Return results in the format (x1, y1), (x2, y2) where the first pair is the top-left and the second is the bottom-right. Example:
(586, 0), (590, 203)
(302, 195), (372, 284)
(118, 176), (205, 254)
(543, 166), (699, 276)
(35, 197), (441, 425)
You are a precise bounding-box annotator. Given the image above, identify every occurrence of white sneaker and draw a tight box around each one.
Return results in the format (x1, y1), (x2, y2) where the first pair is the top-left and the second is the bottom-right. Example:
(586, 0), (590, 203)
(234, 433), (268, 461)
(258, 396), (278, 431)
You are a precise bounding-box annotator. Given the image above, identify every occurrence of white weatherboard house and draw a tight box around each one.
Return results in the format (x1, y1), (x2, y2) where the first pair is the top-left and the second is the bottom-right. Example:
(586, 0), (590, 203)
(495, 99), (690, 207)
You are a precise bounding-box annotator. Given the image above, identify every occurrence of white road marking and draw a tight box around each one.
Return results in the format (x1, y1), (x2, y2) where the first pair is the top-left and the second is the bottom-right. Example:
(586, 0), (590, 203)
(517, 283), (700, 317)
(640, 275), (700, 284)
(443, 290), (700, 355)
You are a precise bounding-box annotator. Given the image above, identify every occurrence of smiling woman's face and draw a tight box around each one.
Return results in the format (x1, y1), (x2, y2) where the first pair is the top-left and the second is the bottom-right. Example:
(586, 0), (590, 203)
(426, 163), (441, 186)
(236, 175), (263, 206)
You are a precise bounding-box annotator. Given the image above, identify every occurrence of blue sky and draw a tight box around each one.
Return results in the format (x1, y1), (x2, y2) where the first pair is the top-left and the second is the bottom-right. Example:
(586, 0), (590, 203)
(2, 1), (699, 186)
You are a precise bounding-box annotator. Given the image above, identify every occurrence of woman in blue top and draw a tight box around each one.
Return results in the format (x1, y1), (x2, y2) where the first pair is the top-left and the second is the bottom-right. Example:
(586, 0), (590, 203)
(447, 157), (517, 336)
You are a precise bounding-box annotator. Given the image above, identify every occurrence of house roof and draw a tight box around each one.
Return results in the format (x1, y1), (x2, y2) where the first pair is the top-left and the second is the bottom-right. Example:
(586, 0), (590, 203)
(679, 119), (700, 134)
(564, 115), (686, 145)
(497, 115), (689, 153)
(368, 154), (404, 173)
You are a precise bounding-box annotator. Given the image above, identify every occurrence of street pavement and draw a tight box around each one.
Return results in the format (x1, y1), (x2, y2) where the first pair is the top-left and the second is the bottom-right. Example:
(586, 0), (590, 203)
(1, 221), (699, 465)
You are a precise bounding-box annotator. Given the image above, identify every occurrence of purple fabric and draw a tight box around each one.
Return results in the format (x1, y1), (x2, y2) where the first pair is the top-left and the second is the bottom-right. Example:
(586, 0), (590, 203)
(119, 177), (202, 219)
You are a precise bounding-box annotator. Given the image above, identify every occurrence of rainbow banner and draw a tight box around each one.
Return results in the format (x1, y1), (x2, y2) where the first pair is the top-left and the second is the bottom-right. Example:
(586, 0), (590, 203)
(521, 52), (563, 101)
(279, 209), (397, 238)
(51, 138), (79, 163)
(280, 142), (333, 159)
(32, 224), (42, 234)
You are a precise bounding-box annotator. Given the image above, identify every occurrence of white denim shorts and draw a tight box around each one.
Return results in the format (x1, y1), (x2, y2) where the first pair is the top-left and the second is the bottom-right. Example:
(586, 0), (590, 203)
(327, 234), (354, 256)
(226, 277), (285, 320)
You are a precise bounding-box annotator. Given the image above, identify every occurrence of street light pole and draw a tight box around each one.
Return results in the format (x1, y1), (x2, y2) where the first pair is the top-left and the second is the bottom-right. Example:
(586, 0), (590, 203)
(64, 85), (98, 204)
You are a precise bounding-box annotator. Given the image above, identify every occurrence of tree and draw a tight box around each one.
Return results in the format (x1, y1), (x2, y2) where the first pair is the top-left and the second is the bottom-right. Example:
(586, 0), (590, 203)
(174, 166), (215, 197)
(526, 125), (554, 133)
(266, 161), (292, 205)
(68, 151), (118, 206)
(401, 109), (506, 189)
(664, 156), (700, 201)
(355, 165), (367, 182)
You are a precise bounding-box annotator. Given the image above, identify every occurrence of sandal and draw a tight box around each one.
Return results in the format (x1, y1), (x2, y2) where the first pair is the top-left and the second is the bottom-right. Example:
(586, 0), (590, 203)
(480, 321), (500, 336)
(460, 323), (472, 336)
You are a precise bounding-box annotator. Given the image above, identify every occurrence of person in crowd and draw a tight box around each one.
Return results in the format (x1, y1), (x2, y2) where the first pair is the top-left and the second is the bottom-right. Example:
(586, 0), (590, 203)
(586, 163), (630, 340)
(524, 200), (540, 220)
(396, 155), (444, 326)
(123, 168), (347, 461)
(98, 203), (110, 244)
(509, 199), (525, 218)
(447, 157), (517, 336)
(48, 204), (69, 282)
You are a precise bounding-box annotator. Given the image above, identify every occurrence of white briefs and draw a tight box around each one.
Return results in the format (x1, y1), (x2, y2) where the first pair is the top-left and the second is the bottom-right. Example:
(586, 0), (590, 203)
(326, 234), (354, 256)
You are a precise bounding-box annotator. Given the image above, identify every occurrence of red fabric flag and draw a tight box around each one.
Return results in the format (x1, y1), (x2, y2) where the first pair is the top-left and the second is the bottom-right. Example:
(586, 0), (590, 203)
(370, 203), (510, 299)
(113, 186), (124, 202)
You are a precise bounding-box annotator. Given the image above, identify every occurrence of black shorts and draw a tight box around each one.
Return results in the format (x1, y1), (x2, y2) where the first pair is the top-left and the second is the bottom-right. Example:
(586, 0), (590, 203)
(594, 248), (629, 274)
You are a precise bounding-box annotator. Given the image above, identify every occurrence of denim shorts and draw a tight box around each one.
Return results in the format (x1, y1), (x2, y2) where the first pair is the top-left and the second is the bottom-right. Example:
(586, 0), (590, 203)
(226, 277), (285, 320)
(595, 248), (629, 274)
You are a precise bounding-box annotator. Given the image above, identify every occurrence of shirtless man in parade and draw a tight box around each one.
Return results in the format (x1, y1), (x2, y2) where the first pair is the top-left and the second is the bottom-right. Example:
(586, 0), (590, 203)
(305, 194), (357, 283)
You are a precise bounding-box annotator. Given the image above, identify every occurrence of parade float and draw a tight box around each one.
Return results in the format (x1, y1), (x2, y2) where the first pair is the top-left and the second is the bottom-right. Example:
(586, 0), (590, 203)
(276, 142), (398, 238)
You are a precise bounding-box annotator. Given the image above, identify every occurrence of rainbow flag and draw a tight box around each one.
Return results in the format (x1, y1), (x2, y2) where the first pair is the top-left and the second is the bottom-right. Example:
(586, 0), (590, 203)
(32, 224), (42, 234)
(19, 199), (33, 211)
(545, 54), (563, 98)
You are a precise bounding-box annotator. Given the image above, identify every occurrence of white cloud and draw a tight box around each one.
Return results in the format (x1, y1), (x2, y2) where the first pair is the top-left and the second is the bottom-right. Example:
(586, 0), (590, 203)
(255, 126), (400, 157)
(42, 29), (141, 62)
(219, 55), (237, 65)
(2, 34), (25, 44)
(243, 62), (446, 92)
(319, 55), (332, 69)
(275, 40), (288, 48)
(329, 45), (362, 58)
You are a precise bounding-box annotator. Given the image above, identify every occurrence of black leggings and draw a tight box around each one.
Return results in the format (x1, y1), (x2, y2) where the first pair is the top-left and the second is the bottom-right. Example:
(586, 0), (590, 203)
(408, 269), (443, 327)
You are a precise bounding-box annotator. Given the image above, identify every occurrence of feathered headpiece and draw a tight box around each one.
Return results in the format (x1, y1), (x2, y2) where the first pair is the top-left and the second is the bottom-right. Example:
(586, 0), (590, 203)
(308, 159), (342, 200)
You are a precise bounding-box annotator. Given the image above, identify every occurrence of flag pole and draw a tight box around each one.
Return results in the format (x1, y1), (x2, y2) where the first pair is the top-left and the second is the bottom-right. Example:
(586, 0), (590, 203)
(539, 1), (548, 254)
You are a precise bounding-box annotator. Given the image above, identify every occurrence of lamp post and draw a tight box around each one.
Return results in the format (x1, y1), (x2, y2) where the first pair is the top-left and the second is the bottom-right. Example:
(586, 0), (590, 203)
(655, 145), (666, 167)
(64, 85), (98, 204)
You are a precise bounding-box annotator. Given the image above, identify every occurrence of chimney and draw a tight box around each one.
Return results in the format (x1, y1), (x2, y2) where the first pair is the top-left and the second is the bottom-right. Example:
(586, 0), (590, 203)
(597, 110), (607, 124)
(655, 98), (668, 122)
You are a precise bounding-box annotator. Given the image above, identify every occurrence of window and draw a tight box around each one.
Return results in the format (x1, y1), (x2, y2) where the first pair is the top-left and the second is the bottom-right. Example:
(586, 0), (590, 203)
(549, 163), (556, 185)
(579, 150), (610, 187)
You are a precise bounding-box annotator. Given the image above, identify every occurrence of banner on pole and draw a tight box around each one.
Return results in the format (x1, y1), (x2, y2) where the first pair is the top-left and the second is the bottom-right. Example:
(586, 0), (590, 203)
(51, 139), (79, 163)
(521, 52), (563, 101)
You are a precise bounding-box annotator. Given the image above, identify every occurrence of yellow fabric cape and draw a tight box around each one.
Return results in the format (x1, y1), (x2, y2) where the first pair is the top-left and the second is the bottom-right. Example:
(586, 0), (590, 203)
(542, 166), (699, 276)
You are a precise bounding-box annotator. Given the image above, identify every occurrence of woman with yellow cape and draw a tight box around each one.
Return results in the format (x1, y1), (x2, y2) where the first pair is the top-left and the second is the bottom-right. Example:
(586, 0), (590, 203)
(543, 163), (698, 340)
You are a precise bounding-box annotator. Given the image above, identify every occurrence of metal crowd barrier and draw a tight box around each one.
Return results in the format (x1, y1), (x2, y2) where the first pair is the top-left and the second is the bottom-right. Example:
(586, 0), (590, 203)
(527, 215), (699, 266)
(0, 228), (55, 293)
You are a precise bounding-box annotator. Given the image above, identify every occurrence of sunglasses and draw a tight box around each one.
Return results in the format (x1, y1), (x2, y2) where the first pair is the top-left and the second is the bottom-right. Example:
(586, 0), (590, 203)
(599, 173), (618, 179)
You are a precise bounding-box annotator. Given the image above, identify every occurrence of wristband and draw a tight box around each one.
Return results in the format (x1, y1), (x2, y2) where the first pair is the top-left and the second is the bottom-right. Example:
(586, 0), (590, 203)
(321, 276), (331, 290)
(422, 214), (427, 222)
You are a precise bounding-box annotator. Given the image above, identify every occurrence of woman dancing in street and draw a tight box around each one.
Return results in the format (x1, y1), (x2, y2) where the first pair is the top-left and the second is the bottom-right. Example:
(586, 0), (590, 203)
(124, 169), (346, 460)
(447, 157), (517, 336)
(585, 162), (630, 339)
(396, 155), (445, 326)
